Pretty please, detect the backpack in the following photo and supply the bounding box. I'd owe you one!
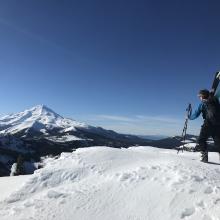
[202,96,220,125]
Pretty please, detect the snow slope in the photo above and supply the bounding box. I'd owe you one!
[0,146,220,220]
[0,175,30,202]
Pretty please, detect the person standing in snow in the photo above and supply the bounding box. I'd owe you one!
[188,89,220,162]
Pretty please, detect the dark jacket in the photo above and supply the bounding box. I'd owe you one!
[189,90,220,125]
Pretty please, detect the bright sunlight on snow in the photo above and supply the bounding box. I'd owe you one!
[0,146,220,220]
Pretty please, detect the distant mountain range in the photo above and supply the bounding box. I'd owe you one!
[0,105,201,176]
[138,135,169,140]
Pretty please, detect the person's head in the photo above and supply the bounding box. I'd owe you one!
[198,89,210,101]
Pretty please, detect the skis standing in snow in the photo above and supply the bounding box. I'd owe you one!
[188,72,220,162]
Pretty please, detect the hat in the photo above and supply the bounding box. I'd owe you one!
[198,89,210,99]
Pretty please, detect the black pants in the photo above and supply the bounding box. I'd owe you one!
[198,123,220,152]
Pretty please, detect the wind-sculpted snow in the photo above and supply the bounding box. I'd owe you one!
[0,147,220,220]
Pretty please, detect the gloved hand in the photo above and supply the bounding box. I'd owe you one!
[216,71,220,80]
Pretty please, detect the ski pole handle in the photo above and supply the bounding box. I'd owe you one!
[186,103,192,118]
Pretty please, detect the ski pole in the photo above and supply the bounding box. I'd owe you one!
[180,103,192,152]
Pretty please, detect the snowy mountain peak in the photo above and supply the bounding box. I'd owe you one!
[0,105,88,135]
[30,104,61,117]
[30,104,49,113]
[28,104,62,119]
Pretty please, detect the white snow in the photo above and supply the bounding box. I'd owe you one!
[0,146,220,220]
[10,163,17,176]
[179,142,197,150]
[0,105,88,136]
[45,135,84,142]
[0,175,31,202]
[181,139,193,143]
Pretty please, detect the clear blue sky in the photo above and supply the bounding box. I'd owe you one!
[0,0,220,136]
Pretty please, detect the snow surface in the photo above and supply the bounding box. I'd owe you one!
[179,143,197,150]
[0,175,30,202]
[181,139,193,143]
[45,135,84,142]
[0,146,220,220]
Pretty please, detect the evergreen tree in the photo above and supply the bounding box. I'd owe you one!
[16,155,25,175]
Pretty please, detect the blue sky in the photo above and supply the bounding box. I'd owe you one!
[0,0,220,136]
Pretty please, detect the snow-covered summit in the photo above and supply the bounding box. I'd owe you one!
[0,105,88,135]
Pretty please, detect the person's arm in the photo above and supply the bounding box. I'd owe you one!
[215,89,220,99]
[188,103,203,120]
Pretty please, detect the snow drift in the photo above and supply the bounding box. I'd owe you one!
[0,146,220,220]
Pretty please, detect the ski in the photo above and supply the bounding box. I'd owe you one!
[211,71,220,161]
[211,71,220,94]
